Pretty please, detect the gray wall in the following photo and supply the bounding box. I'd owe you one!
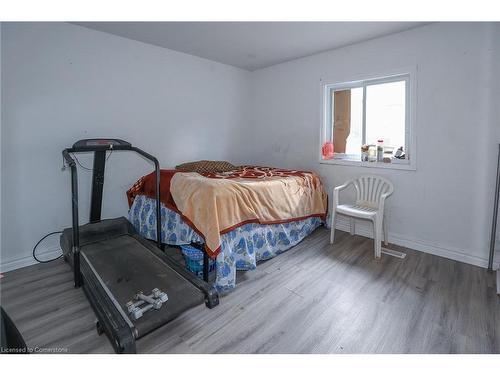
[0,22,251,270]
[0,24,2,267]
[2,22,499,272]
[493,24,500,261]
[246,22,500,268]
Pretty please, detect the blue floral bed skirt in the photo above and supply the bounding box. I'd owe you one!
[129,195,323,292]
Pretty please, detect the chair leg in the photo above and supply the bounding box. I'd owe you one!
[349,217,355,236]
[330,211,337,244]
[383,215,388,246]
[373,217,382,258]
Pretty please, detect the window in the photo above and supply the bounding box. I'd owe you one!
[320,72,415,170]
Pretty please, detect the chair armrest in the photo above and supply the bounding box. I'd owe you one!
[333,180,354,207]
[378,192,392,213]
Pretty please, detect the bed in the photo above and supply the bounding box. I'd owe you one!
[126,166,328,292]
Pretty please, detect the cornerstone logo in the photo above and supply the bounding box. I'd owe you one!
[1,346,69,353]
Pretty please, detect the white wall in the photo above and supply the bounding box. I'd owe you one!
[0,23,3,264]
[492,23,500,266]
[2,22,499,273]
[0,22,251,271]
[247,22,500,268]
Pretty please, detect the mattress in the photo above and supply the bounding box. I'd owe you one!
[127,166,328,258]
[129,195,323,292]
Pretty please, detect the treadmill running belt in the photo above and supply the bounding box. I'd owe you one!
[81,235,205,338]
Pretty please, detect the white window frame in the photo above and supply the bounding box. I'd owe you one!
[319,66,417,171]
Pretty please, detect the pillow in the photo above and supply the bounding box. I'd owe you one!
[175,160,236,174]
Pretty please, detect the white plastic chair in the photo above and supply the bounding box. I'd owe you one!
[330,175,394,258]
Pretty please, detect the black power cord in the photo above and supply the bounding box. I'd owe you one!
[32,231,63,263]
[48,149,114,262]
[71,149,113,171]
[61,149,113,172]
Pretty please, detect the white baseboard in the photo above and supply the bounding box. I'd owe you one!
[2,221,499,273]
[333,217,500,270]
[0,247,62,273]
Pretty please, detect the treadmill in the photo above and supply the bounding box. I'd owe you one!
[60,139,218,353]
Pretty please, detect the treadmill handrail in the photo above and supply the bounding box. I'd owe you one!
[62,149,81,286]
[62,143,162,287]
[130,146,162,249]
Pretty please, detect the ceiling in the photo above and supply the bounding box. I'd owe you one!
[73,22,428,71]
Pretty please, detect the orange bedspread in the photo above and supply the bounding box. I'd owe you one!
[127,166,328,257]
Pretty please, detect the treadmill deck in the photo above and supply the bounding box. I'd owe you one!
[80,234,205,338]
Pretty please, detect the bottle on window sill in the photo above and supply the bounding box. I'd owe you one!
[377,139,384,162]
[322,141,334,160]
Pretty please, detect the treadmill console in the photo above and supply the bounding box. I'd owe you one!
[73,139,131,147]
[72,139,132,151]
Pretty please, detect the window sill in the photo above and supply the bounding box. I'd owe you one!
[319,157,416,171]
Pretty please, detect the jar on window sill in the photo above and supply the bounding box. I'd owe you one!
[361,145,369,162]
[368,145,377,162]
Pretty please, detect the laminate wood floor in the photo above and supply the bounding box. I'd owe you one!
[1,228,499,354]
